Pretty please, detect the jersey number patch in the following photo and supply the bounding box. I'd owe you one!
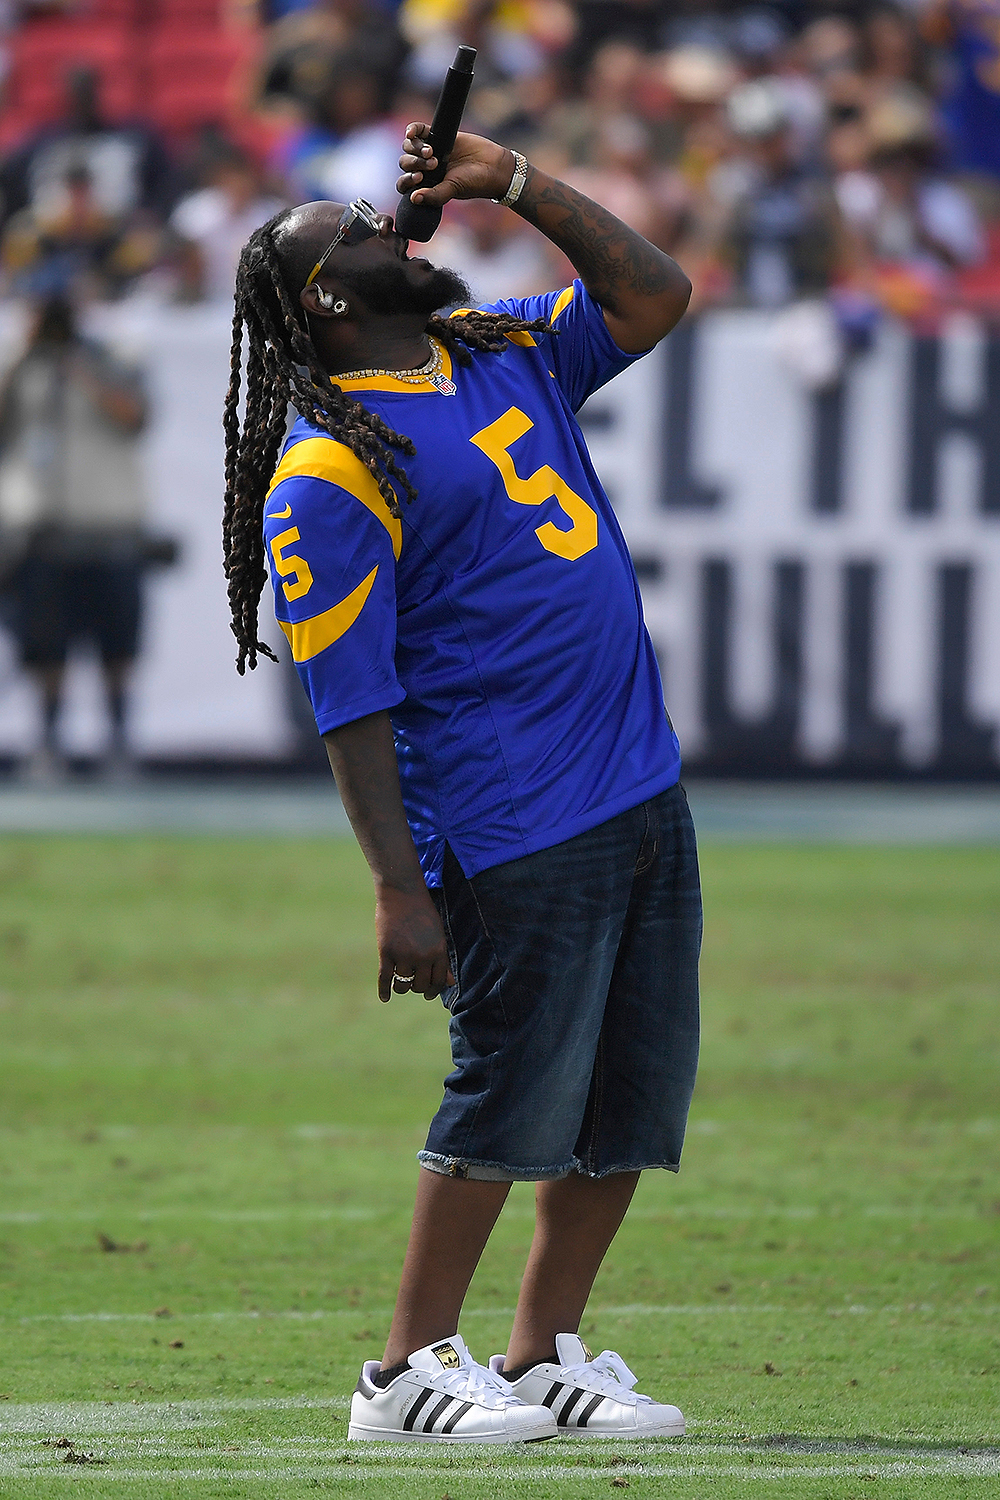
[470,408,598,561]
[270,526,314,601]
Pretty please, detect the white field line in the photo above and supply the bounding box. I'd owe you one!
[0,1398,349,1435]
[3,1437,994,1458]
[5,1439,991,1461]
[7,1306,780,1324]
[3,1399,997,1451]
[10,1301,994,1326]
[0,1207,383,1224]
[0,1202,990,1225]
[10,1309,391,1324]
[4,1421,998,1481]
[3,1457,1000,1481]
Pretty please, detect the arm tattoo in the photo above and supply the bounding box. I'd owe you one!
[516,171,675,313]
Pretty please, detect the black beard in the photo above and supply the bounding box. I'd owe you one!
[336,260,471,316]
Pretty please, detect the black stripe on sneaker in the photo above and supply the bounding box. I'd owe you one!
[402,1386,434,1431]
[576,1394,606,1428]
[423,1394,456,1433]
[440,1399,473,1435]
[542,1381,564,1408]
[556,1387,585,1425]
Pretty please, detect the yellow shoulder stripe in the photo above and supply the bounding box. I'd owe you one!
[267,437,402,559]
[278,565,379,663]
[550,285,575,323]
[505,284,575,343]
[450,287,573,346]
[450,306,536,348]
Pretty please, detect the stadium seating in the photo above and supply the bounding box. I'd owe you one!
[153,0,224,19]
[146,26,256,136]
[0,4,253,149]
[1,23,137,144]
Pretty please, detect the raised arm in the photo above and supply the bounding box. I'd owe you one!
[324,710,454,1002]
[397,126,691,353]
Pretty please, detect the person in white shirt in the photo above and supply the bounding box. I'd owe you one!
[171,148,285,302]
[0,296,150,779]
[834,98,984,274]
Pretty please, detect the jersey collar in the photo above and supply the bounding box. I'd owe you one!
[331,338,454,395]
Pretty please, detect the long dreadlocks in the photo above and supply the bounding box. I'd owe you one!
[223,209,551,673]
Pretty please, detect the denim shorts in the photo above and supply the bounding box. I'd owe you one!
[418,782,702,1182]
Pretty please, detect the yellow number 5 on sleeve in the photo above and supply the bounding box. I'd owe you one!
[270,527,315,601]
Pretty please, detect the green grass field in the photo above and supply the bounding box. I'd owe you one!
[0,833,998,1497]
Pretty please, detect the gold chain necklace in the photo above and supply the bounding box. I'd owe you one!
[337,341,443,384]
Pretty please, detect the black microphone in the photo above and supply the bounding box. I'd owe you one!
[395,44,476,242]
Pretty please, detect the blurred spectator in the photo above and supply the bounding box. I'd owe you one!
[836,95,984,282]
[0,0,992,324]
[734,14,826,163]
[0,296,151,781]
[825,87,870,180]
[925,0,1000,179]
[257,0,407,119]
[635,43,727,172]
[714,77,844,308]
[2,163,117,290]
[565,112,689,248]
[537,39,648,166]
[401,0,554,91]
[796,14,861,81]
[1,161,161,298]
[860,4,933,100]
[0,66,171,233]
[564,0,663,80]
[171,145,285,301]
[642,43,737,167]
[278,49,402,207]
[790,14,863,150]
[730,8,787,81]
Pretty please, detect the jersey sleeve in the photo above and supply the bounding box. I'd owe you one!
[263,435,405,735]
[479,279,650,412]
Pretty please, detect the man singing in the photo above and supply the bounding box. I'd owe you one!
[224,123,700,1444]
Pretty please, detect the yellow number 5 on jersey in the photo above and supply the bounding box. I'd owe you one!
[270,526,314,601]
[470,408,598,561]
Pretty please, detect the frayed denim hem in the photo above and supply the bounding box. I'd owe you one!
[417,1150,682,1183]
[574,1158,681,1179]
[417,1150,576,1183]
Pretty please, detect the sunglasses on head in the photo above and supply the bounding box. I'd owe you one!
[304,199,385,293]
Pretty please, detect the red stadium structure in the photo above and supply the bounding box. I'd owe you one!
[0,1,261,152]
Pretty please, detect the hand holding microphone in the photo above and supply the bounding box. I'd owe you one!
[395,46,531,244]
[395,46,477,242]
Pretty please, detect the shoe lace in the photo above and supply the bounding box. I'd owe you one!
[431,1359,519,1410]
[559,1350,653,1406]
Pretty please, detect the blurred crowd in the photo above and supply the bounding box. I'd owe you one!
[0,0,995,322]
[0,0,998,777]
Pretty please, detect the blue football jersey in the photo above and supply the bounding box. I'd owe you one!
[264,280,681,884]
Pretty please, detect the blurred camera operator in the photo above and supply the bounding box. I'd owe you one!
[0,296,150,782]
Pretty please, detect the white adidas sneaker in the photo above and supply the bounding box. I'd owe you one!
[349,1333,558,1443]
[489,1333,686,1438]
